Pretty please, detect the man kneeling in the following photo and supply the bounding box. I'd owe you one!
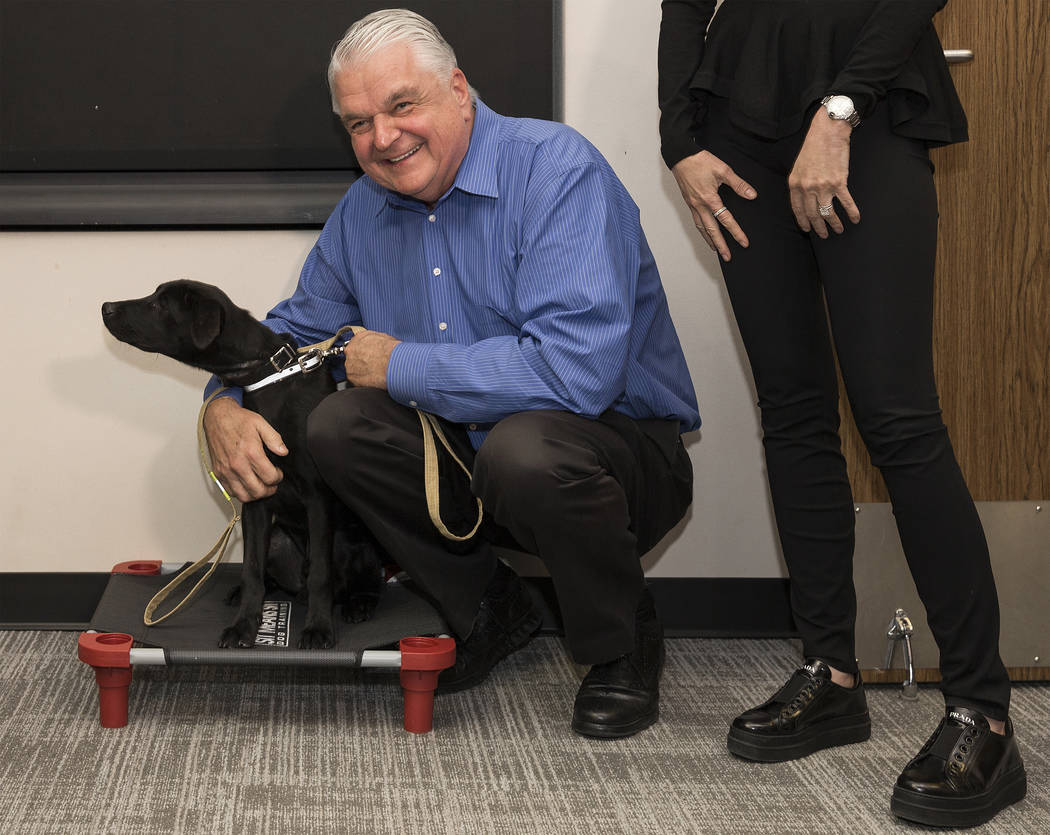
[203,8,700,738]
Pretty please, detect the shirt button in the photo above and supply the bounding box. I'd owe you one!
[468,423,478,431]
[428,214,436,222]
[409,400,418,408]
[432,267,441,276]
[438,322,448,331]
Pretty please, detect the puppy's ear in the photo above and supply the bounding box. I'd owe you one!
[189,298,224,351]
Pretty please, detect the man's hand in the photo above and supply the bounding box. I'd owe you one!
[788,110,861,238]
[671,150,757,262]
[343,330,400,389]
[202,396,287,502]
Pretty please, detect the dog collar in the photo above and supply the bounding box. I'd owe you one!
[243,344,341,392]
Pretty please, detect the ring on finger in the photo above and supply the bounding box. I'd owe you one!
[713,206,728,219]
[818,203,834,218]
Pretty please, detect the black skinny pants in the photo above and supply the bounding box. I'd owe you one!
[699,96,1010,719]
[307,388,693,665]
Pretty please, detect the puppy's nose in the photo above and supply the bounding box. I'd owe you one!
[101,301,116,316]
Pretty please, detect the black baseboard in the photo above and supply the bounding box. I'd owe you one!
[0,572,796,637]
[1,573,114,630]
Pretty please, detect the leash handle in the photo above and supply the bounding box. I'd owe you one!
[142,515,240,625]
[418,410,485,542]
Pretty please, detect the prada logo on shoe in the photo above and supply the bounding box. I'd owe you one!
[950,710,977,726]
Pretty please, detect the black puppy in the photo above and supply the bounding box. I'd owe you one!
[102,279,383,648]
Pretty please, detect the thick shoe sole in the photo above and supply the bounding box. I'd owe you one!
[436,607,543,694]
[891,766,1027,828]
[572,706,659,740]
[727,712,871,763]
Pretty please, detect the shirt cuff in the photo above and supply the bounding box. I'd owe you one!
[386,341,435,409]
[661,134,704,170]
[204,374,243,405]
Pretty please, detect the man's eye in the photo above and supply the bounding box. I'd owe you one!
[394,101,413,113]
[348,121,370,135]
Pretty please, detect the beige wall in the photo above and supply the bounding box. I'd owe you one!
[0,0,784,578]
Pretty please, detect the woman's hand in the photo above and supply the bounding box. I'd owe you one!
[671,151,757,262]
[788,110,861,237]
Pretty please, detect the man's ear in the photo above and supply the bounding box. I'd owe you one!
[189,298,224,351]
[450,68,472,111]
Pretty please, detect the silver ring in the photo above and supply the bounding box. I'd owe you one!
[713,206,728,219]
[818,204,834,217]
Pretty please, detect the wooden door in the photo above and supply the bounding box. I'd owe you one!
[841,0,1050,503]
[842,0,1050,683]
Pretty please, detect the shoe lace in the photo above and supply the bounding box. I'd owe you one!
[782,677,821,716]
[948,725,983,774]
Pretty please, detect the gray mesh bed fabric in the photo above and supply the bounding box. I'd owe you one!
[89,564,449,652]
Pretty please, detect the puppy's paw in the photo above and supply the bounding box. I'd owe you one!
[298,624,336,650]
[342,592,380,624]
[218,618,258,648]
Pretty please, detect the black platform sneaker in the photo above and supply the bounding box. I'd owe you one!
[727,658,871,762]
[891,706,1027,828]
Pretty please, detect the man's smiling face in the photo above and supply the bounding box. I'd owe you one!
[334,42,474,207]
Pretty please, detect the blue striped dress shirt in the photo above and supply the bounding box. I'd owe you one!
[227,100,700,449]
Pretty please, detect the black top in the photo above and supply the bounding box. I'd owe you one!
[658,0,968,168]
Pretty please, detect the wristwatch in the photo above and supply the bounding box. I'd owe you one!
[821,94,860,129]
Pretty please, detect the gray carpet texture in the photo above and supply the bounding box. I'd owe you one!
[1,631,1046,834]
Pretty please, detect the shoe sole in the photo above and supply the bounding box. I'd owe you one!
[890,766,1027,828]
[572,707,659,740]
[436,608,543,694]
[726,712,871,763]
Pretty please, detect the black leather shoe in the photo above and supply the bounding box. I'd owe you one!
[571,588,663,739]
[437,561,542,693]
[727,659,870,762]
[891,706,1027,828]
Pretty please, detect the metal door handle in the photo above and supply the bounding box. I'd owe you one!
[944,49,974,64]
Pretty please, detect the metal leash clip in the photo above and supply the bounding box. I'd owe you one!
[885,608,919,700]
[318,341,349,361]
[295,341,349,373]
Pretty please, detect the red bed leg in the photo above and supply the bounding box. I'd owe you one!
[78,632,134,728]
[399,636,456,734]
[110,560,162,575]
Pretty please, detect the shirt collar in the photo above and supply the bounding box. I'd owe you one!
[375,98,500,214]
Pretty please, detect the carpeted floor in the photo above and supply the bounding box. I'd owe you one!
[0,631,1045,834]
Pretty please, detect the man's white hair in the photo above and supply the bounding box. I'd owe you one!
[327,8,478,113]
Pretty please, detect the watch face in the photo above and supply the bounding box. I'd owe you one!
[827,96,855,119]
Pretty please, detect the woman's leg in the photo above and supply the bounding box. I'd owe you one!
[815,105,1010,719]
[702,102,860,674]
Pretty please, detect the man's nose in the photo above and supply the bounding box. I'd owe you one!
[373,114,400,151]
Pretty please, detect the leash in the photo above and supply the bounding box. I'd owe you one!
[141,325,482,625]
[143,387,242,625]
[244,325,358,393]
[418,411,485,541]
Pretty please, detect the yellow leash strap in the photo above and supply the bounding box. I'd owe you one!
[418,410,485,542]
[319,324,483,542]
[143,387,241,626]
[304,324,360,354]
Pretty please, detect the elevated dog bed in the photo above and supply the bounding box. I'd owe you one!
[79,561,455,734]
